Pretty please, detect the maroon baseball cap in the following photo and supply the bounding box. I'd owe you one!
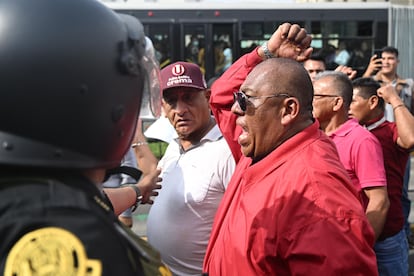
[161,61,207,92]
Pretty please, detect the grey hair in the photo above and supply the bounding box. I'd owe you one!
[313,71,353,107]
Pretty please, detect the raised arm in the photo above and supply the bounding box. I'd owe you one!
[209,50,263,162]
[210,23,313,162]
[362,54,382,78]
[132,118,159,175]
[378,84,414,150]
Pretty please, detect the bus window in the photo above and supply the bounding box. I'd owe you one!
[180,23,236,82]
[212,24,234,78]
[183,24,205,66]
[242,22,264,38]
[309,20,384,75]
[144,23,173,69]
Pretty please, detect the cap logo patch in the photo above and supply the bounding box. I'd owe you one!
[172,64,185,76]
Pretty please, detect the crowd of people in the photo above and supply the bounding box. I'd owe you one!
[1,1,414,275]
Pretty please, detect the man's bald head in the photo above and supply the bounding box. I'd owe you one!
[248,58,314,116]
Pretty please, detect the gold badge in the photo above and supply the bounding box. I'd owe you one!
[5,227,102,276]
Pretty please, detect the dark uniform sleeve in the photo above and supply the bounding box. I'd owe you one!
[0,177,171,276]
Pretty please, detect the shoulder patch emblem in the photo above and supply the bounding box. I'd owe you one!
[5,227,102,276]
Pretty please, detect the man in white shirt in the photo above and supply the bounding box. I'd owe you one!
[146,61,235,276]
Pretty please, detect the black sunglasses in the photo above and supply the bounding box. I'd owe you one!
[233,91,290,112]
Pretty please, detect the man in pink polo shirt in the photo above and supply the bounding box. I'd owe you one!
[312,71,389,240]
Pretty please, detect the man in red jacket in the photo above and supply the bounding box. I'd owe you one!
[203,23,378,275]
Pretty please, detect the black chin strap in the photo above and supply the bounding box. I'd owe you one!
[104,166,143,183]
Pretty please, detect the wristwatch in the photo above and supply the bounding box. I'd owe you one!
[261,42,275,59]
[127,184,143,212]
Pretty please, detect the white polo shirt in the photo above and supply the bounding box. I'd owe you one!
[147,123,235,276]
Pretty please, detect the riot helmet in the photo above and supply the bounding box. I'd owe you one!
[0,0,156,169]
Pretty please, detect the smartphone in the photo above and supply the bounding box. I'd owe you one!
[374,49,382,58]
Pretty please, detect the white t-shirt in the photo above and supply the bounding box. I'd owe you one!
[146,123,235,276]
[144,116,176,144]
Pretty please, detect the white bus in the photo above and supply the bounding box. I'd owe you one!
[102,0,390,80]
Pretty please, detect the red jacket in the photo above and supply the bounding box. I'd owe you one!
[203,50,378,275]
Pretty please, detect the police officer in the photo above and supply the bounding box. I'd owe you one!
[0,0,170,275]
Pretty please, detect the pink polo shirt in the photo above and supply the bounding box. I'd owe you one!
[329,118,387,208]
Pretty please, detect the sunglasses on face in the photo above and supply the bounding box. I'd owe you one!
[233,91,290,112]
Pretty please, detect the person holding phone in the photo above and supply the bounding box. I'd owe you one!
[363,49,383,77]
[374,49,383,58]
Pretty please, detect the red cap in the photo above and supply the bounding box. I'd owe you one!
[161,62,207,92]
